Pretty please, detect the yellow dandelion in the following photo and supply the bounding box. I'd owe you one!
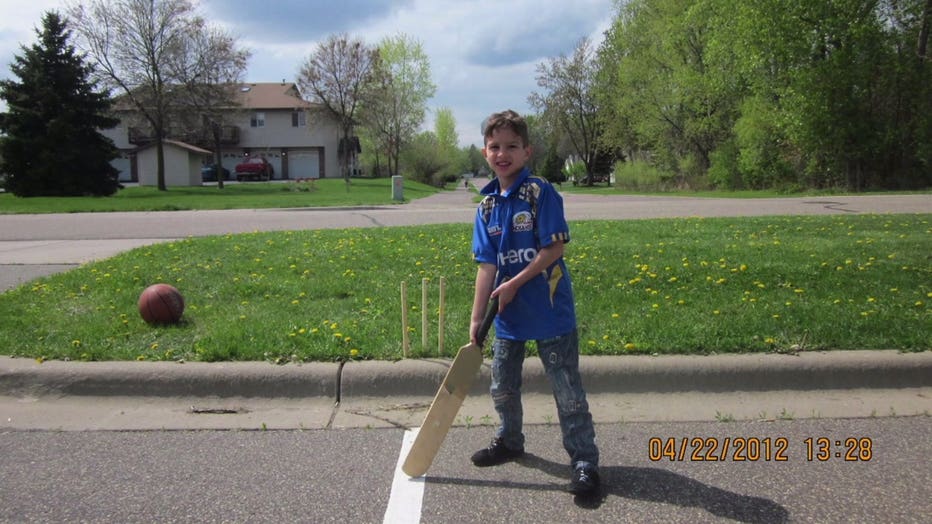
[624,343,636,350]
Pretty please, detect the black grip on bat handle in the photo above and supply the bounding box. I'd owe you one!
[475,295,499,348]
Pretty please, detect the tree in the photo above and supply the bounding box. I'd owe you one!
[68,0,207,191]
[596,0,930,191]
[433,107,465,180]
[363,34,436,177]
[0,11,119,197]
[401,131,447,185]
[169,26,250,189]
[434,107,458,160]
[529,37,603,184]
[464,144,486,176]
[298,34,378,183]
[595,0,741,187]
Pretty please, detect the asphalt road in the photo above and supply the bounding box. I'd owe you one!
[1,417,929,523]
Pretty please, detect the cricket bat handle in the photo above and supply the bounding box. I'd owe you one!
[474,295,498,348]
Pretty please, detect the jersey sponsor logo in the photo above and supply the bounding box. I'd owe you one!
[512,211,533,233]
[498,247,538,266]
[487,224,502,236]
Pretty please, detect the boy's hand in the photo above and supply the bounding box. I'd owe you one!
[469,319,480,344]
[491,279,518,313]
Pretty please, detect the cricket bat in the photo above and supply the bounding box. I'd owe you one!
[401,295,499,477]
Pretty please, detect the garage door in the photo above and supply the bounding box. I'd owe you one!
[288,150,320,179]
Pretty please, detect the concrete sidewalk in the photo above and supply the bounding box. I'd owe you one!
[2,350,930,431]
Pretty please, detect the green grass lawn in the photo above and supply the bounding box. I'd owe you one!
[0,178,439,213]
[1,214,928,363]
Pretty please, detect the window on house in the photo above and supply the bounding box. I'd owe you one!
[250,112,265,128]
[292,111,306,127]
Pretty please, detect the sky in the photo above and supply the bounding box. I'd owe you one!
[0,0,616,147]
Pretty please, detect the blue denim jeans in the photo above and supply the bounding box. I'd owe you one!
[489,329,599,469]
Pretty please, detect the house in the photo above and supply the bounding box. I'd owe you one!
[136,140,211,187]
[101,82,351,184]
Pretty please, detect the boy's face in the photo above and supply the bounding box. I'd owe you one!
[483,127,531,183]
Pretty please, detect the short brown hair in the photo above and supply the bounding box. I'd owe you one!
[482,110,529,146]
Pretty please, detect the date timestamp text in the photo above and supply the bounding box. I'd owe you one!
[647,436,873,462]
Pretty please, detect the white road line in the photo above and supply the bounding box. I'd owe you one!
[384,428,425,524]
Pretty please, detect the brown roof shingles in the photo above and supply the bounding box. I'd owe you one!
[235,82,313,110]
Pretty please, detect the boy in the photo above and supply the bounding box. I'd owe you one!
[469,110,600,496]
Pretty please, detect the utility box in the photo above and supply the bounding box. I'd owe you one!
[392,175,404,201]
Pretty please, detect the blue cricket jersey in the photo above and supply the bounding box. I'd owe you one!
[472,168,577,340]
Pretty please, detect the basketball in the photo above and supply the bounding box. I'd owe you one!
[138,283,185,325]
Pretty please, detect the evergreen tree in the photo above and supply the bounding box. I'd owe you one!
[0,11,119,197]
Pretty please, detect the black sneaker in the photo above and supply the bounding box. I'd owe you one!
[570,466,600,496]
[470,437,524,467]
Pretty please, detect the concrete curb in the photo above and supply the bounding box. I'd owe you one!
[0,358,337,399]
[2,350,930,401]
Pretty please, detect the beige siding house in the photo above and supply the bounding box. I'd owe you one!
[102,82,345,184]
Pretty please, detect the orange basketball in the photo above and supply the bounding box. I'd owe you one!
[138,283,185,325]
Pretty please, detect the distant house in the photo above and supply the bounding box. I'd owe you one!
[101,82,353,184]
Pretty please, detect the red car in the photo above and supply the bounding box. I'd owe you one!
[235,157,274,181]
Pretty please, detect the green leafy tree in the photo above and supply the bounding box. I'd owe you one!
[0,11,119,197]
[724,0,930,190]
[401,131,447,185]
[433,106,464,180]
[464,144,486,176]
[596,0,741,187]
[363,33,436,177]
[538,146,566,184]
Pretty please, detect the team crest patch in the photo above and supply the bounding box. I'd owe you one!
[512,211,533,233]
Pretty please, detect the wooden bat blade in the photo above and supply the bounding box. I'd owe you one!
[401,342,482,477]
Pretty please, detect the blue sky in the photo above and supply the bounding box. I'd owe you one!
[1,0,615,147]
